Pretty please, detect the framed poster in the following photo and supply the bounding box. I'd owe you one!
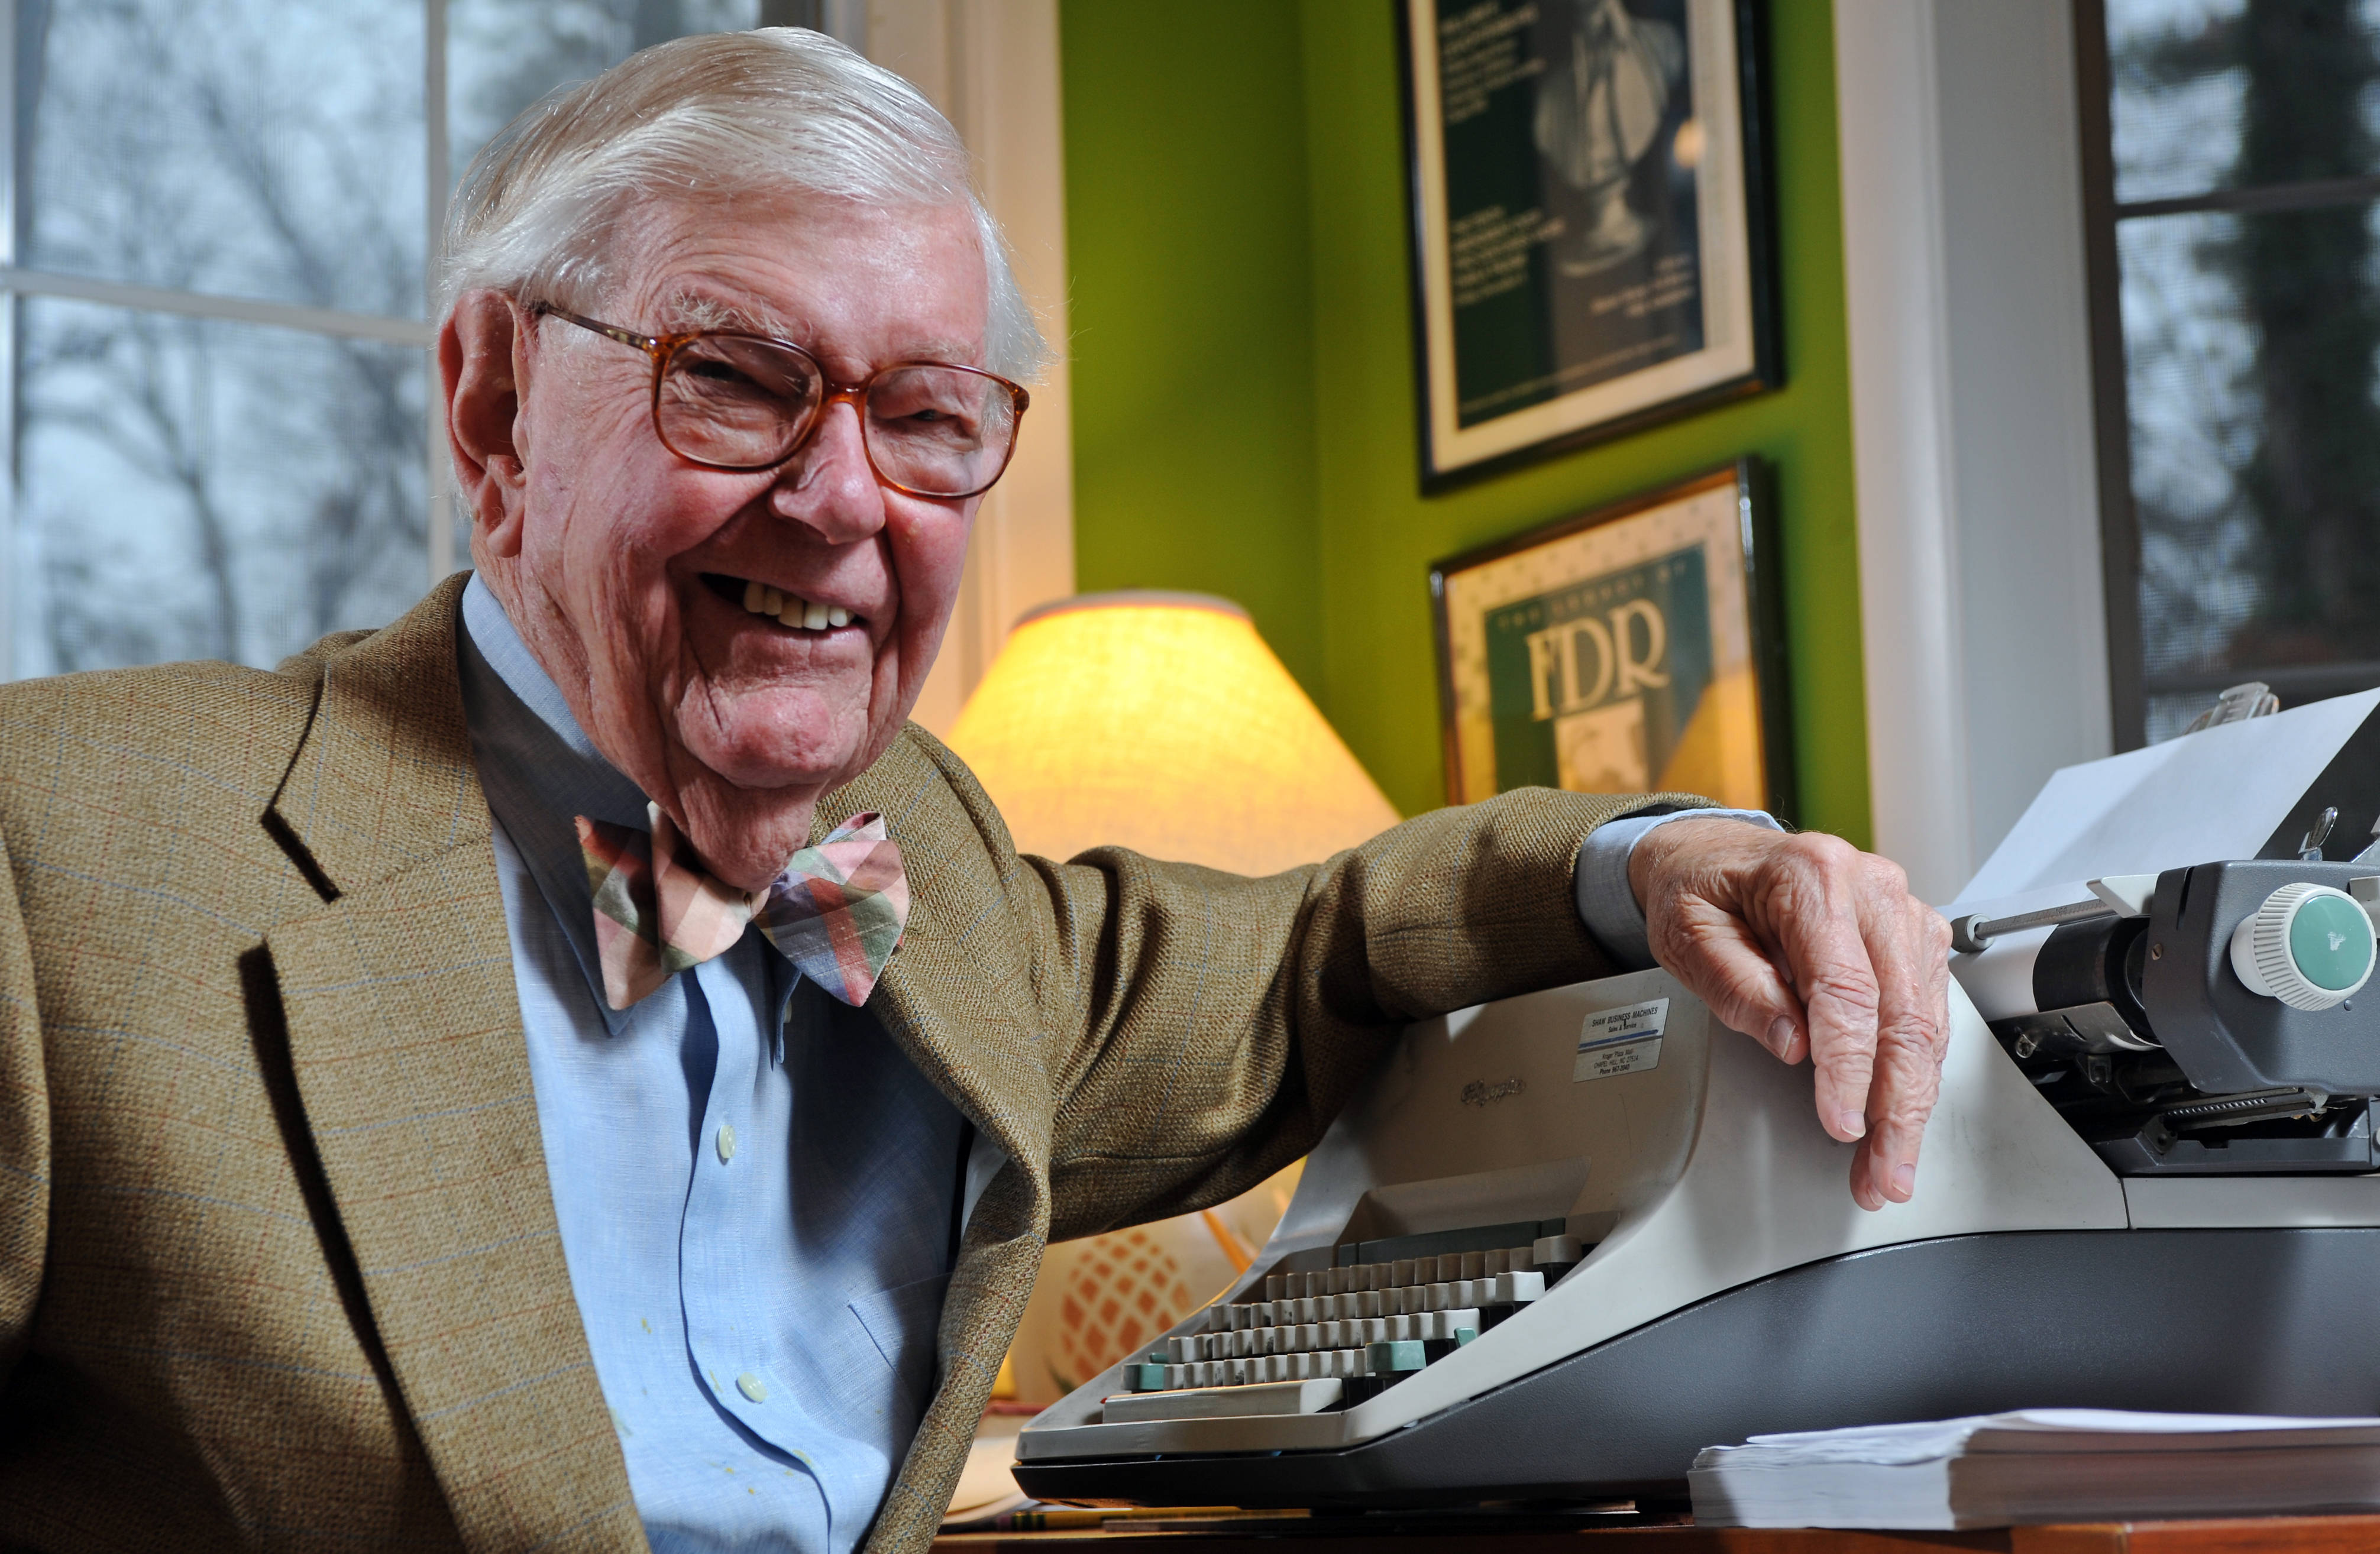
[1400,0,1778,490]
[1430,459,1793,817]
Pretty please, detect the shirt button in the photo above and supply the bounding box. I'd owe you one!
[737,1371,768,1403]
[717,1123,737,1163]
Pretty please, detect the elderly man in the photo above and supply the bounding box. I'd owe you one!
[0,28,1948,1554]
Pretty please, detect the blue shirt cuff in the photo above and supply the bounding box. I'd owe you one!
[1573,808,1783,969]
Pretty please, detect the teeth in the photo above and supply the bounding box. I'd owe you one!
[733,577,854,630]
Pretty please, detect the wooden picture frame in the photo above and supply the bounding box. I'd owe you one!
[1430,459,1793,817]
[1399,0,1779,491]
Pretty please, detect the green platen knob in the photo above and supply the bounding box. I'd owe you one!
[2230,883,2378,1010]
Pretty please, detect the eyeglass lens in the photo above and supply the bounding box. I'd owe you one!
[656,334,1017,496]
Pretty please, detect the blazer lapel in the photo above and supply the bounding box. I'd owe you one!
[816,726,1056,1179]
[263,578,645,1553]
[816,733,1058,1552]
[267,575,487,894]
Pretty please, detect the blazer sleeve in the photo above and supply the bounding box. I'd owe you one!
[0,827,48,1385]
[1020,785,1708,1244]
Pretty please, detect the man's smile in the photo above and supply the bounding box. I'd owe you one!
[699,571,867,634]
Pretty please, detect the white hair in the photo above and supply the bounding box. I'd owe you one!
[438,27,1046,380]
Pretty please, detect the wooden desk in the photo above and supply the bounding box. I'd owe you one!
[937,1515,2380,1553]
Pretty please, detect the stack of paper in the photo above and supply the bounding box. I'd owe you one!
[1690,1410,2380,1529]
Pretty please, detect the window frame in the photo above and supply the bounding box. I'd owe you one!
[0,0,448,680]
[2073,0,2143,749]
[0,0,846,679]
[2072,0,2380,747]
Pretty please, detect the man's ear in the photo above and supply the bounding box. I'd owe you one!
[442,289,533,559]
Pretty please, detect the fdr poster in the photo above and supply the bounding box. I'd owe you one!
[1433,463,1781,811]
[1485,545,1712,794]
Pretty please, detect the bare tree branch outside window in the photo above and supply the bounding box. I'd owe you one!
[5,0,761,679]
[11,0,426,675]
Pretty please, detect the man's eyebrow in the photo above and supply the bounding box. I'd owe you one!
[657,292,795,338]
[655,293,984,367]
[901,336,983,366]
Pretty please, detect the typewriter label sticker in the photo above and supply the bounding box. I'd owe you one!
[1576,998,1668,1082]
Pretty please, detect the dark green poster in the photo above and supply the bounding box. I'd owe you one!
[1435,0,1703,428]
[1408,0,1772,487]
[1482,545,1713,793]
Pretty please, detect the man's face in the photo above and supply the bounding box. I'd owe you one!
[455,195,988,888]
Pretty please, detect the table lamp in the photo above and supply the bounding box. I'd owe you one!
[945,590,1400,875]
[942,591,1401,1423]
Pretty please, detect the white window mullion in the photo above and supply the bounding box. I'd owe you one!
[425,0,451,586]
[0,266,434,348]
[1,0,22,683]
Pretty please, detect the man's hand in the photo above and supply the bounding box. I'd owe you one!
[1627,819,1952,1212]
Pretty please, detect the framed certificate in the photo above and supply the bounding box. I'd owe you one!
[1430,459,1793,816]
[1400,0,1778,490]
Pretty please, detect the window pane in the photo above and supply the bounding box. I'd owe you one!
[2118,199,2380,733]
[2107,0,2380,207]
[12,299,428,676]
[448,0,760,191]
[21,0,425,320]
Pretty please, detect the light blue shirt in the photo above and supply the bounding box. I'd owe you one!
[451,575,1767,1550]
[457,577,966,1554]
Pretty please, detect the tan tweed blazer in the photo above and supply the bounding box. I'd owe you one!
[0,576,1671,1552]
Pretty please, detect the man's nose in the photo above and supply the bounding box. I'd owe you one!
[768,399,884,541]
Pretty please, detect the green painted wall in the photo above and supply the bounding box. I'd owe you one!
[1060,0,1325,692]
[1060,0,1870,844]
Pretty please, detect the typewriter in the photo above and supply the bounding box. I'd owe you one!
[1011,688,2380,1509]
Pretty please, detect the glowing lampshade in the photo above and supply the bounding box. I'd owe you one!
[946,591,1400,875]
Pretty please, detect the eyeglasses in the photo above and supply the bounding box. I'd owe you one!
[529,303,1030,500]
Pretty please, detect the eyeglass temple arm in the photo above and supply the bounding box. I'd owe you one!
[528,302,664,355]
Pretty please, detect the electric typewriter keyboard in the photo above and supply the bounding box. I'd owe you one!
[1116,1232,1583,1410]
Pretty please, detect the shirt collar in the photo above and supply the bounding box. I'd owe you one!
[458,574,661,1035]
[457,575,802,1047]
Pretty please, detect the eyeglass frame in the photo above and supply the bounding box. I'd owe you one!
[527,302,1031,500]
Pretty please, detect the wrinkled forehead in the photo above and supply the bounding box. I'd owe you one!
[600,190,991,364]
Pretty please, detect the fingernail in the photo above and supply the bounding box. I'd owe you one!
[1836,1110,1867,1139]
[1893,1161,1916,1197]
[1767,1015,1797,1053]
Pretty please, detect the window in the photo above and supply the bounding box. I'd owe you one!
[0,0,860,679]
[2078,0,2380,744]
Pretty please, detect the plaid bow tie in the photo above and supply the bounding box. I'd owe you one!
[574,803,910,1011]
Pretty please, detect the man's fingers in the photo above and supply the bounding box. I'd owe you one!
[1631,819,1957,1209]
[1760,836,1889,1142]
[1848,1038,1942,1207]
[1847,895,1955,1206]
[1644,904,1809,1065]
[1632,820,1814,1064]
